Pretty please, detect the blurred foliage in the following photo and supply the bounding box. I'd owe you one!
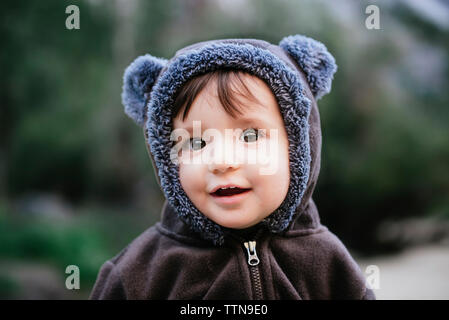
[0,0,449,298]
[0,202,106,288]
[0,201,157,298]
[0,274,19,299]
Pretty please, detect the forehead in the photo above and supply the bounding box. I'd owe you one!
[174,73,283,128]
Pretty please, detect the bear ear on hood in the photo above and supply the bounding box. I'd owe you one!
[279,34,337,100]
[121,54,167,126]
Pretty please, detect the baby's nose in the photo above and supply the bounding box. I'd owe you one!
[207,134,243,173]
[208,160,240,174]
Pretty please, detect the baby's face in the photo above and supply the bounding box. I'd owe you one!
[172,74,290,229]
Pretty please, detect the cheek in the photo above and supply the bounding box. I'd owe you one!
[178,163,205,194]
[248,144,290,194]
[259,135,290,176]
[178,164,191,192]
[261,138,290,197]
[279,139,291,191]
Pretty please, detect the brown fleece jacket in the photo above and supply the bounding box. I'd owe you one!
[89,81,375,300]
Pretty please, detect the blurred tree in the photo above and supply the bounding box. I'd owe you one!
[1,0,114,202]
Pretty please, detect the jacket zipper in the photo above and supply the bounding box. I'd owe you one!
[243,241,263,299]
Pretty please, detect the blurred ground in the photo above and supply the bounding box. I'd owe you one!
[357,243,449,300]
[0,260,88,299]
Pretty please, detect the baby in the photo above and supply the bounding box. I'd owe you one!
[90,35,375,300]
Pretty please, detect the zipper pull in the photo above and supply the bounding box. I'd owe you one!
[243,241,260,266]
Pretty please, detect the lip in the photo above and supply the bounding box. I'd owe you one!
[209,184,250,194]
[210,188,252,205]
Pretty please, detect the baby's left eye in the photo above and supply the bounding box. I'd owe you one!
[240,128,261,143]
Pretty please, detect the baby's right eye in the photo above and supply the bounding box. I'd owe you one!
[189,137,206,151]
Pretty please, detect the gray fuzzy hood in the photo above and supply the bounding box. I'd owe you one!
[121,34,337,246]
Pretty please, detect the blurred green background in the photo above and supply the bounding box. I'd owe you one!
[1,0,448,299]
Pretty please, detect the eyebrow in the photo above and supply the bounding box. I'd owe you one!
[242,108,282,126]
[238,116,269,125]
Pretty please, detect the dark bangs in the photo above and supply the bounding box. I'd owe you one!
[172,69,262,121]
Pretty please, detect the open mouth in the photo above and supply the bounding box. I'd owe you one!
[211,187,252,197]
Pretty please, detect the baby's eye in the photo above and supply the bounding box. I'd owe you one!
[189,137,206,151]
[241,128,260,143]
